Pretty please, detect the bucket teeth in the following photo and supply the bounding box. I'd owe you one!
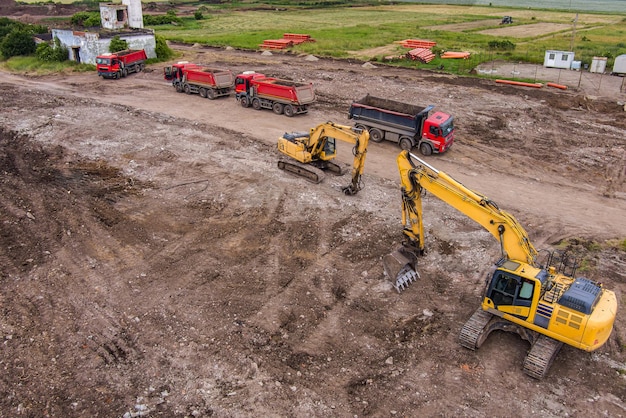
[393,268,420,293]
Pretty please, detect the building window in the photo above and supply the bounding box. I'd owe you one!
[549,53,555,60]
[561,54,569,61]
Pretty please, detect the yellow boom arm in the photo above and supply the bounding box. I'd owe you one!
[397,150,538,265]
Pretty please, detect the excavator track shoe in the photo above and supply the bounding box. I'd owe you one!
[523,335,563,379]
[459,308,493,350]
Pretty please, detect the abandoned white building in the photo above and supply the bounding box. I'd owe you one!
[52,0,156,65]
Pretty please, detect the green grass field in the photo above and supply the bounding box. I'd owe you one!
[147,4,625,72]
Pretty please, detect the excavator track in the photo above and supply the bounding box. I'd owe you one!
[458,308,494,350]
[278,159,326,184]
[523,335,563,379]
[322,161,350,176]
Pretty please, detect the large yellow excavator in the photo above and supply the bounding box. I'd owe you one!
[277,122,369,195]
[383,150,617,379]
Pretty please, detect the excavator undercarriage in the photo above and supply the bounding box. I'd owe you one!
[459,308,563,379]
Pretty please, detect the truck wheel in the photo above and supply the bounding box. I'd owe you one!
[206,89,216,100]
[355,124,367,132]
[369,128,384,142]
[272,103,284,115]
[240,97,250,108]
[122,68,128,77]
[399,137,413,151]
[175,83,183,93]
[419,142,433,156]
[184,84,191,94]
[199,88,207,98]
[283,105,295,117]
[252,98,262,110]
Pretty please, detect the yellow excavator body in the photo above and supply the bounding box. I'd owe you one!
[277,121,369,195]
[384,150,617,378]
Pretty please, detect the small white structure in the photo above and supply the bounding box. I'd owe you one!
[612,54,626,76]
[122,0,144,29]
[590,57,607,74]
[51,0,155,65]
[544,50,574,70]
[52,28,156,64]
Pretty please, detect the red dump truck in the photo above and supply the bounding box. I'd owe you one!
[234,71,315,117]
[96,49,147,79]
[348,95,454,155]
[164,62,235,99]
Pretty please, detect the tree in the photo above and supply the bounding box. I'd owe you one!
[1,29,36,58]
[154,35,173,60]
[109,35,128,53]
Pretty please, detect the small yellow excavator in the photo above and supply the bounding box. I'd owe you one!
[277,121,369,195]
[384,150,617,379]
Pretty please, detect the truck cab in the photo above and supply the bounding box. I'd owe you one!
[234,72,268,95]
[422,111,454,155]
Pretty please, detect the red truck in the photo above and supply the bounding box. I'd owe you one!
[96,49,147,79]
[234,71,315,117]
[348,95,454,155]
[164,62,235,99]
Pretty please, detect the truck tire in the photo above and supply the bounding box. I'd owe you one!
[122,68,128,77]
[272,103,284,115]
[206,89,216,100]
[283,105,295,117]
[399,137,413,151]
[369,128,384,142]
[240,97,250,108]
[199,88,207,98]
[419,142,433,156]
[184,84,191,94]
[252,98,262,110]
[175,83,183,93]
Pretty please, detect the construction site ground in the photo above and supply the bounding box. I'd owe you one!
[1,45,625,417]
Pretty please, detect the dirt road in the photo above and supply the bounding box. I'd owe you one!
[1,46,625,417]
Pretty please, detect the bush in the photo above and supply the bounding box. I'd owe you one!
[70,11,100,27]
[36,37,68,62]
[488,40,516,51]
[144,14,183,26]
[0,17,25,39]
[154,34,173,60]
[194,11,204,20]
[109,35,128,53]
[1,29,36,58]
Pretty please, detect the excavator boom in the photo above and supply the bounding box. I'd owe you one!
[385,151,538,290]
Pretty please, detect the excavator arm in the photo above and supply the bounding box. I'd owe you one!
[385,150,538,290]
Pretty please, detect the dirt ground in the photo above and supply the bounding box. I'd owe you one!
[1,44,626,417]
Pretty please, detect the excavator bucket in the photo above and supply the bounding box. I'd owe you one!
[383,247,420,292]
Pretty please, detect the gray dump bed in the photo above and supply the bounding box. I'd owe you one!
[349,95,433,132]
